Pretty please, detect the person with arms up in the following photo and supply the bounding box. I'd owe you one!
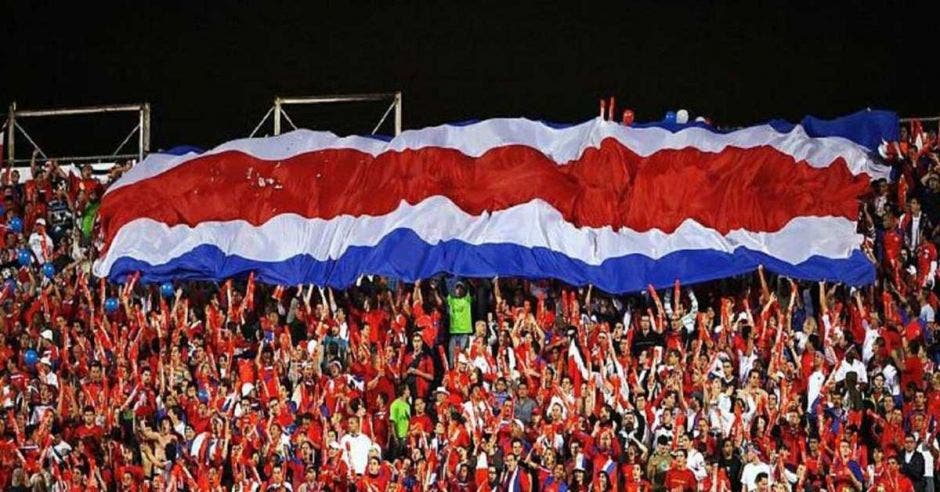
[448,280,473,366]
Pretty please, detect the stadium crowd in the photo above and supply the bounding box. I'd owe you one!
[0,123,939,492]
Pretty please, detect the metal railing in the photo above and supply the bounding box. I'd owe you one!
[250,92,402,137]
[900,116,940,124]
[4,102,150,165]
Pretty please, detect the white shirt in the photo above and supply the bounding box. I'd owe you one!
[924,447,935,478]
[686,447,707,480]
[833,358,868,384]
[50,440,72,463]
[43,370,59,387]
[882,364,901,396]
[918,437,936,478]
[709,393,754,437]
[340,432,375,474]
[28,230,53,264]
[807,370,826,412]
[862,322,879,364]
[741,461,773,491]
[874,195,887,216]
[738,350,758,381]
[921,304,935,325]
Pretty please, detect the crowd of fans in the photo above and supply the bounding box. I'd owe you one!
[1,124,939,492]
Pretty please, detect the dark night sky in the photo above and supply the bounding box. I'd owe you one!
[1,2,937,156]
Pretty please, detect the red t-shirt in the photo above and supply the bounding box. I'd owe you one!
[402,351,435,398]
[884,229,903,263]
[875,472,915,492]
[409,413,434,436]
[663,468,697,491]
[700,468,731,492]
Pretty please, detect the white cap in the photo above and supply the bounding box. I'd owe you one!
[40,330,53,341]
[35,218,46,226]
[241,382,254,397]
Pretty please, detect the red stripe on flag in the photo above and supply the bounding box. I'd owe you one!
[100,140,869,249]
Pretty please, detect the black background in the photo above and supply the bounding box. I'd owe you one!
[1,1,936,156]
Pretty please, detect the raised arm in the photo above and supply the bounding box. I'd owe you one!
[493,277,502,308]
[584,284,594,314]
[29,148,39,177]
[327,287,337,314]
[818,281,828,316]
[413,279,424,307]
[757,265,771,304]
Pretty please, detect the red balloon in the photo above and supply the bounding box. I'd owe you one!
[622,109,635,126]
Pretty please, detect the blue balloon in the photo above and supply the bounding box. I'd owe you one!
[42,263,56,279]
[9,217,23,233]
[17,249,31,267]
[664,111,677,124]
[197,388,210,403]
[24,349,38,367]
[104,297,120,313]
[160,282,174,298]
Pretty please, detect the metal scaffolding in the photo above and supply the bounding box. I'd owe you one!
[249,92,402,138]
[4,102,151,166]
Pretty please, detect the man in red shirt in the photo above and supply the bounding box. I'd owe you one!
[916,232,938,287]
[882,211,905,283]
[663,449,697,491]
[262,463,292,491]
[71,405,104,442]
[68,164,102,204]
[401,334,435,399]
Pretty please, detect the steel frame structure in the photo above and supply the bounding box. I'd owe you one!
[250,92,402,137]
[3,102,151,165]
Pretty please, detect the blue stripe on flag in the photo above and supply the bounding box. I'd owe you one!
[766,109,899,151]
[105,229,875,292]
[161,145,204,156]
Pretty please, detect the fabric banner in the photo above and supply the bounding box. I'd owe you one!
[93,112,896,292]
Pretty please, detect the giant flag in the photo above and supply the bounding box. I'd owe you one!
[93,110,896,292]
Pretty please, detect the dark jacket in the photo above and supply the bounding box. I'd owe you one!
[901,450,927,492]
